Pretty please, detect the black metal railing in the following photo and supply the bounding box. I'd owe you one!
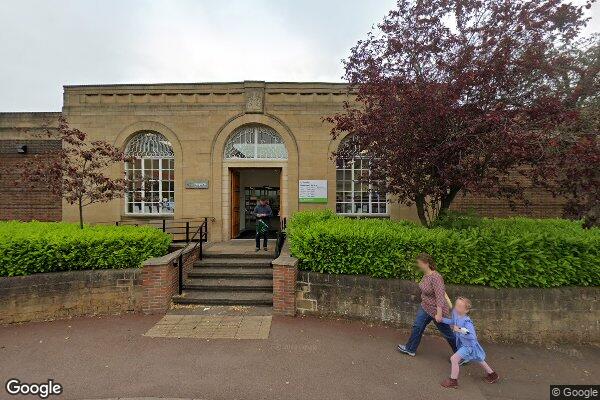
[115,217,211,295]
[173,218,210,295]
[115,218,208,243]
[275,217,287,258]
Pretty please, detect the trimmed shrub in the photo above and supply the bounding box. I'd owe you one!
[431,210,483,230]
[287,210,600,288]
[0,221,172,277]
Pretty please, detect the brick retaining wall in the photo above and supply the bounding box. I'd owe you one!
[272,245,299,316]
[141,244,200,314]
[296,271,599,345]
[0,269,142,324]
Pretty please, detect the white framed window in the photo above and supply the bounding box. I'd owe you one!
[124,132,175,215]
[335,136,388,216]
[224,124,287,160]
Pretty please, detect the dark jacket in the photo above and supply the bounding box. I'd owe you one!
[253,204,272,221]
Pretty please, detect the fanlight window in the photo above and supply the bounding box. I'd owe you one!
[224,125,288,160]
[124,131,175,214]
[335,136,388,215]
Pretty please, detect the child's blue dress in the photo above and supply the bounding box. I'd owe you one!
[442,311,486,362]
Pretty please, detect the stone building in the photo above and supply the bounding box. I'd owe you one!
[0,81,563,241]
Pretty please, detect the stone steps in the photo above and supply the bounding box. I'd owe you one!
[184,278,273,291]
[172,249,275,307]
[187,267,273,279]
[194,258,273,268]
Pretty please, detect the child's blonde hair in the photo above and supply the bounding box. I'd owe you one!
[456,296,472,311]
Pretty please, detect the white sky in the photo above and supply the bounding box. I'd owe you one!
[0,0,598,111]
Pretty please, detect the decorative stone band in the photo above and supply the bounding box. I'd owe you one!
[272,242,299,316]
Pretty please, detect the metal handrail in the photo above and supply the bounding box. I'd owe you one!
[275,217,287,258]
[115,218,210,243]
[173,217,212,295]
[115,216,212,295]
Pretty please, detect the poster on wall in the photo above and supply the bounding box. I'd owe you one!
[299,180,327,203]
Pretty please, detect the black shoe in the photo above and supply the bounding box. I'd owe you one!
[255,248,260,252]
[263,247,268,251]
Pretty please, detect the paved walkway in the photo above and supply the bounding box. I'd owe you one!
[0,314,598,400]
[144,314,272,340]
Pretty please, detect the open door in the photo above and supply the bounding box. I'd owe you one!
[230,169,240,238]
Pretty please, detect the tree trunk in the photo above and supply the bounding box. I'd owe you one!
[438,187,461,220]
[415,194,429,227]
[78,198,84,229]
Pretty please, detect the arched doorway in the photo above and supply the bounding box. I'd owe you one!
[223,124,288,239]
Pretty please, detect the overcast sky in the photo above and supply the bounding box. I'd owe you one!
[1,0,598,112]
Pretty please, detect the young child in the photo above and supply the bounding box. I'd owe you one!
[439,297,499,389]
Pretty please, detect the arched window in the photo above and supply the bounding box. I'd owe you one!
[335,136,387,215]
[124,131,175,214]
[224,124,287,160]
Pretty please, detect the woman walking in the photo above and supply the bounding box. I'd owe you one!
[397,253,457,356]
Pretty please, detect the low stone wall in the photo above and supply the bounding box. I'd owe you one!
[0,244,201,324]
[296,271,599,345]
[0,269,142,324]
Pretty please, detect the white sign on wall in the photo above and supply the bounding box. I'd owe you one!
[299,180,327,203]
[185,179,209,189]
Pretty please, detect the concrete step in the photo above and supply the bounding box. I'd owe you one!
[202,251,275,260]
[167,305,273,316]
[184,278,273,291]
[195,258,272,268]
[172,291,273,306]
[188,267,273,279]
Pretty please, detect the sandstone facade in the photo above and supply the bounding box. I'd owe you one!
[0,81,562,238]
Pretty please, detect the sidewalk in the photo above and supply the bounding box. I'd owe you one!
[0,313,598,400]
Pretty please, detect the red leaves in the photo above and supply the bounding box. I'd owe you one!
[534,132,600,227]
[11,117,132,227]
[328,0,595,226]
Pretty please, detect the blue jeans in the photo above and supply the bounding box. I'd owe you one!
[405,306,457,353]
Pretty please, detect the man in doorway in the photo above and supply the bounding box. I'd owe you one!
[254,196,272,251]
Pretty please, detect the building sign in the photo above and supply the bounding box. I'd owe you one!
[299,180,327,203]
[185,179,209,189]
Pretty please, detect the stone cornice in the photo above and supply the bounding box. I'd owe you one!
[62,81,353,109]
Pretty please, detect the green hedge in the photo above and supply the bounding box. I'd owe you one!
[287,210,600,288]
[0,221,172,277]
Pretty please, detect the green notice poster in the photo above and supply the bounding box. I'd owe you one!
[299,180,328,203]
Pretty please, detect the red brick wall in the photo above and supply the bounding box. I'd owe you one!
[141,262,178,314]
[141,246,200,314]
[452,174,565,218]
[452,190,564,218]
[0,140,62,221]
[273,256,299,316]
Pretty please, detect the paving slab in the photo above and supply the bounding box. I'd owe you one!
[144,315,272,340]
